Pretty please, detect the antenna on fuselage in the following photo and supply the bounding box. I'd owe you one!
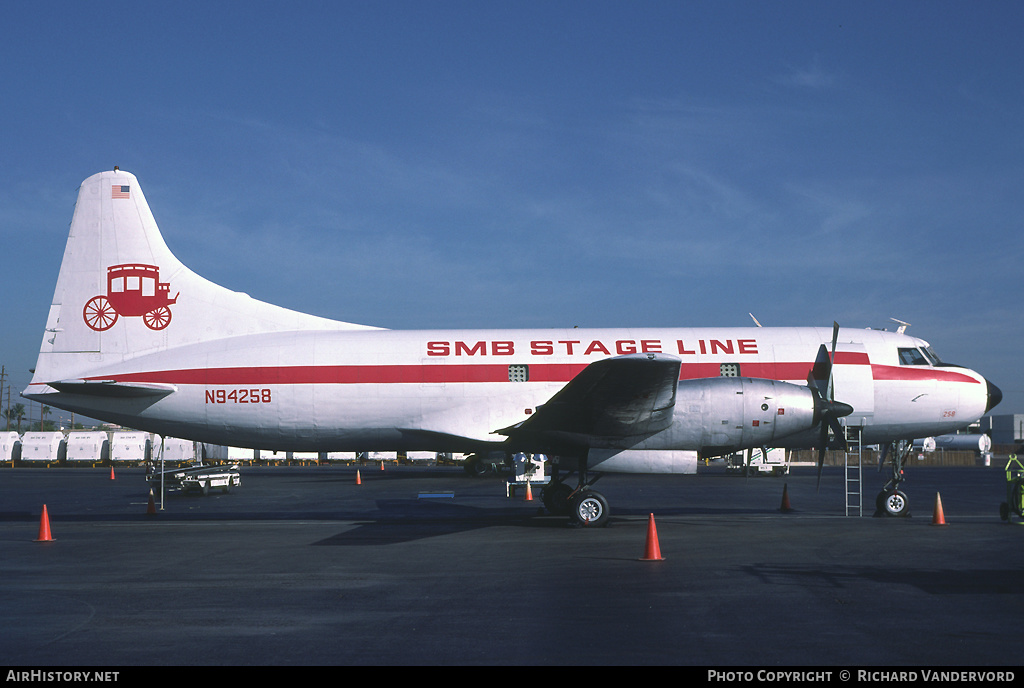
[890,318,911,335]
[749,313,763,327]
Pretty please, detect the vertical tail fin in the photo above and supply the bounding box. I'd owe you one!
[27,169,375,393]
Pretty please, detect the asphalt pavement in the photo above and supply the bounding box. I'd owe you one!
[1,461,1022,668]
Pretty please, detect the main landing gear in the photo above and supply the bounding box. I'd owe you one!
[541,449,611,528]
[875,440,912,517]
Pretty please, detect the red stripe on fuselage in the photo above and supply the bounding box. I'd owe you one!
[80,356,979,387]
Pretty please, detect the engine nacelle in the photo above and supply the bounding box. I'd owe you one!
[669,377,821,457]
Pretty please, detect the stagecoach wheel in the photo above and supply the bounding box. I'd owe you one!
[144,306,172,330]
[882,489,909,517]
[572,490,610,527]
[83,296,118,331]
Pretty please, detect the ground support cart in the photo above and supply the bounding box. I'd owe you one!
[148,463,241,496]
[505,453,551,497]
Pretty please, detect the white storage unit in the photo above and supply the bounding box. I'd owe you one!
[110,431,151,464]
[367,451,397,462]
[65,431,109,464]
[325,451,357,462]
[204,444,259,462]
[20,432,66,464]
[0,432,21,463]
[258,448,286,462]
[157,437,197,464]
[405,451,437,462]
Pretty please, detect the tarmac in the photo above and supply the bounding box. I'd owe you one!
[1,460,1022,668]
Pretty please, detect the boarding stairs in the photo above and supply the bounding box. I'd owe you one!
[843,424,864,516]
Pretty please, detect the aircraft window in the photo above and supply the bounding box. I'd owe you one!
[898,348,929,366]
[720,363,740,377]
[922,346,943,365]
[508,365,529,383]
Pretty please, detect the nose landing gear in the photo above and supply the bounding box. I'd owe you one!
[875,440,912,518]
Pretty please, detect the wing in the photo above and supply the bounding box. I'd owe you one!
[496,353,681,450]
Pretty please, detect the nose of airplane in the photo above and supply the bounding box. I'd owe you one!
[986,378,1003,413]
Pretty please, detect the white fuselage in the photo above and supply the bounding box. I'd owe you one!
[27,325,995,454]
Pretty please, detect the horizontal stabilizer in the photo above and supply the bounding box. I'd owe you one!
[497,353,681,448]
[50,379,178,398]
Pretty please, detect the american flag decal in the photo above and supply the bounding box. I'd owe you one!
[111,185,130,199]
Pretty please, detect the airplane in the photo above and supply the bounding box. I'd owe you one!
[23,169,1002,526]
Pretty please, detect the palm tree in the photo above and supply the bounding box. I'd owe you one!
[9,403,25,432]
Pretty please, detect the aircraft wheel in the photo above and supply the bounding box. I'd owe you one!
[463,456,491,477]
[542,482,573,516]
[572,490,610,528]
[881,489,909,517]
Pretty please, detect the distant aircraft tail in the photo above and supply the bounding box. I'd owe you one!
[26,169,374,395]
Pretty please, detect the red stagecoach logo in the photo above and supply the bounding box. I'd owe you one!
[83,264,180,331]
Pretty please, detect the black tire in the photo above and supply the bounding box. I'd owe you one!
[542,483,573,516]
[572,490,610,528]
[463,456,491,477]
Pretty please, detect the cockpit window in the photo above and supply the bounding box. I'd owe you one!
[898,348,930,366]
[922,346,943,365]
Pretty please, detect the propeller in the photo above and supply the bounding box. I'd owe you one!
[807,322,854,490]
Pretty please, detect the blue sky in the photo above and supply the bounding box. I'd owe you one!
[1,1,1022,422]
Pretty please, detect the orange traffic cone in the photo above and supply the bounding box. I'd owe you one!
[932,492,946,525]
[35,505,54,542]
[110,466,116,480]
[380,461,385,471]
[356,469,362,485]
[779,483,794,513]
[639,513,664,561]
[147,489,157,515]
[525,481,533,501]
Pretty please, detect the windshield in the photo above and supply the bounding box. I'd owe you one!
[898,346,943,366]
[898,347,929,366]
[922,346,943,365]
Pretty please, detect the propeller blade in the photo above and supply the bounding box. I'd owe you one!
[816,424,828,490]
[807,325,850,491]
[827,321,839,402]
